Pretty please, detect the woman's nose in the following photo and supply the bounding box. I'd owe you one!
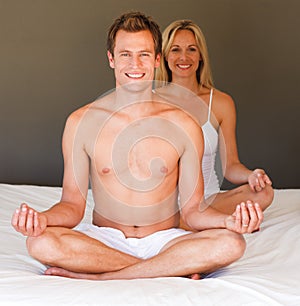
[179,50,188,60]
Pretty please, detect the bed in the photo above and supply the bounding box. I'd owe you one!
[0,183,299,306]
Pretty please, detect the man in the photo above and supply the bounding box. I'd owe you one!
[11,11,263,280]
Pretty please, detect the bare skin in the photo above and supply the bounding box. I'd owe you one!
[44,228,242,280]
[157,28,273,220]
[12,26,264,281]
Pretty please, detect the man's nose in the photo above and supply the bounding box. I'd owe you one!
[131,54,142,67]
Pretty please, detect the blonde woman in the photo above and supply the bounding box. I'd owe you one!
[155,20,273,216]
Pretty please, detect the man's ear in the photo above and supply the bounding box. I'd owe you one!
[107,51,115,68]
[154,53,161,68]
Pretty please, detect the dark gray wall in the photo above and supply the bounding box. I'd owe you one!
[1,0,299,188]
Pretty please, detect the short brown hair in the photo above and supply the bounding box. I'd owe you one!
[107,11,162,57]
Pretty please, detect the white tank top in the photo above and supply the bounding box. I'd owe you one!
[201,89,220,199]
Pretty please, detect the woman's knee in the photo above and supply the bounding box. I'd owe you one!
[255,184,274,210]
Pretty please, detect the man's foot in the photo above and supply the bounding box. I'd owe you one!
[190,273,201,280]
[185,273,201,280]
[45,267,202,281]
[45,267,101,280]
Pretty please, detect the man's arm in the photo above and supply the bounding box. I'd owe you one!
[48,109,90,226]
[12,108,90,236]
[178,119,263,234]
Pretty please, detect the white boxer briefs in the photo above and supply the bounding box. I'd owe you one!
[75,224,191,259]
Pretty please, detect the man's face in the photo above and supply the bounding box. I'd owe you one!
[107,30,161,88]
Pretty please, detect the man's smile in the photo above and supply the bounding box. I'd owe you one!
[126,73,145,79]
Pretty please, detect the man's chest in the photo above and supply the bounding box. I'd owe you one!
[85,116,183,180]
[91,134,179,180]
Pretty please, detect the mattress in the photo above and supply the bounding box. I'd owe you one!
[0,184,299,305]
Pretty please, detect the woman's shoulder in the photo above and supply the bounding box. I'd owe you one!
[212,88,236,112]
[207,88,236,125]
[213,88,234,103]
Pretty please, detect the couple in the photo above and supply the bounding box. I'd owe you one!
[12,11,273,280]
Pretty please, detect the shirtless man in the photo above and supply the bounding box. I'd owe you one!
[11,11,263,280]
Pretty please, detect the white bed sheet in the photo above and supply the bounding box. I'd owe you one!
[0,184,299,306]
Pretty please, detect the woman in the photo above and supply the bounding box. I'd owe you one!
[155,19,273,215]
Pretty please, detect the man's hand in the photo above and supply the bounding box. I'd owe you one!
[225,200,263,234]
[248,168,272,192]
[11,203,47,237]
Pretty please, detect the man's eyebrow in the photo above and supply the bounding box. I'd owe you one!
[139,50,153,54]
[118,49,153,53]
[118,49,130,53]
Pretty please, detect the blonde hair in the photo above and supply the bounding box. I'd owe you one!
[155,20,214,88]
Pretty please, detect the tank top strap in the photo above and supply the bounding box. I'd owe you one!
[207,88,214,122]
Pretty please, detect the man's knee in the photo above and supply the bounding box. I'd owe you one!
[26,228,62,265]
[214,230,246,266]
[225,231,246,261]
[191,229,245,267]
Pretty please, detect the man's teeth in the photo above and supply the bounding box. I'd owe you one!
[127,73,144,78]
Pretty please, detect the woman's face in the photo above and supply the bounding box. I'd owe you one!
[166,29,201,80]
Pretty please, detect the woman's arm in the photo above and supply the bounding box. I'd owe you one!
[216,91,272,191]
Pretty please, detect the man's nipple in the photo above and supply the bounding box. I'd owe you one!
[160,166,168,174]
[102,167,111,174]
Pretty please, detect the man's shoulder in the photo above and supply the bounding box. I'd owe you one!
[160,103,200,129]
[66,93,115,124]
[153,92,201,126]
[66,103,92,126]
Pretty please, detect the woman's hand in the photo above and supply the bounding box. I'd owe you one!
[248,169,272,192]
